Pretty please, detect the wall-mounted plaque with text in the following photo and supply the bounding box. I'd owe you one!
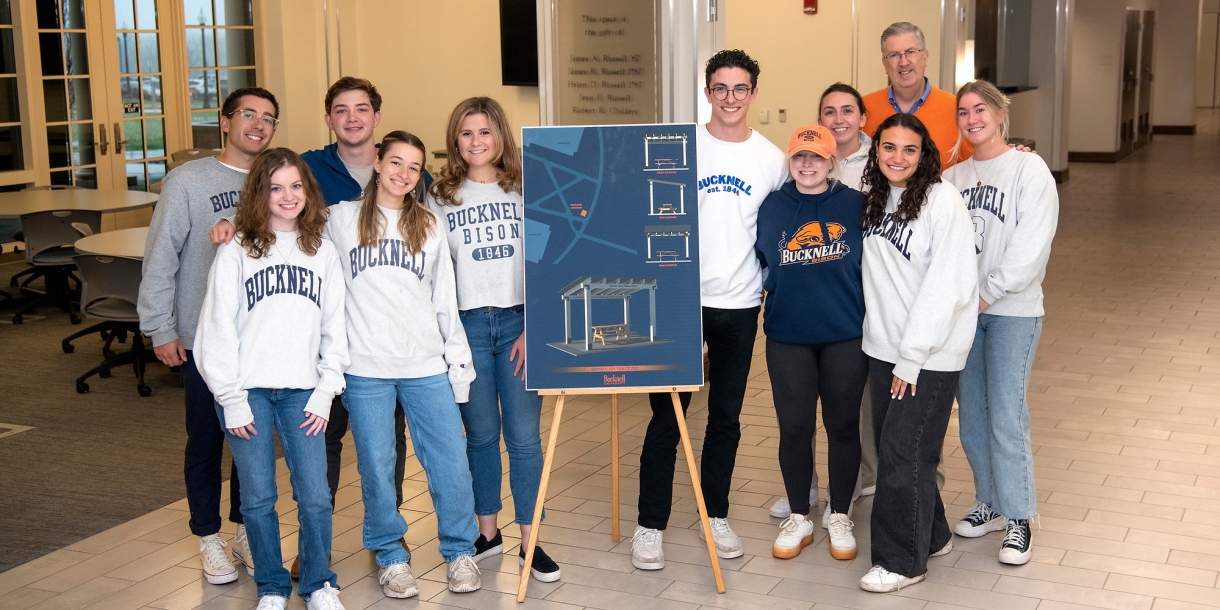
[555,0,659,125]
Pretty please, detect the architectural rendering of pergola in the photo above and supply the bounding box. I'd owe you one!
[559,276,658,351]
[643,133,689,171]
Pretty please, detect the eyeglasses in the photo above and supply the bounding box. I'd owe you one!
[884,48,925,63]
[709,85,754,101]
[227,109,280,129]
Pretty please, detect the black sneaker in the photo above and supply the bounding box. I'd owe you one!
[519,545,562,583]
[999,519,1032,565]
[472,529,503,563]
[953,502,1006,538]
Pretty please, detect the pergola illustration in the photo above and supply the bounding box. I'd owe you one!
[559,276,658,352]
[645,225,692,263]
[648,179,686,215]
[643,133,689,171]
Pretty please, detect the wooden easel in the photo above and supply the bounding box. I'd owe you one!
[516,386,726,602]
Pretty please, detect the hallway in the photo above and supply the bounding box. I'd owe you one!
[1,111,1219,609]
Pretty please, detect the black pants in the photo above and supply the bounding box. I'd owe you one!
[182,350,242,536]
[868,357,955,578]
[766,337,867,516]
[325,397,408,507]
[638,305,759,530]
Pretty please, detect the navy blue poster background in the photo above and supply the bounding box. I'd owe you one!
[523,123,704,391]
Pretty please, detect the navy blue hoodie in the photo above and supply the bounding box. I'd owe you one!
[755,179,865,345]
[301,142,433,206]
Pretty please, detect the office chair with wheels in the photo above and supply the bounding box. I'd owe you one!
[8,185,78,292]
[66,254,151,397]
[11,210,102,324]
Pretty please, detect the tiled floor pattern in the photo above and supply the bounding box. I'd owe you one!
[4,112,1220,609]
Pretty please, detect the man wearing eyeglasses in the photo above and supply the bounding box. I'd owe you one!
[631,49,788,572]
[862,22,973,168]
[139,87,280,587]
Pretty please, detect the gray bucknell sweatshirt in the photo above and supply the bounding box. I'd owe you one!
[942,148,1059,317]
[139,157,246,349]
[861,180,979,385]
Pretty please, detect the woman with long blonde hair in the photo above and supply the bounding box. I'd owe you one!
[943,80,1058,566]
[324,131,483,599]
[428,97,560,582]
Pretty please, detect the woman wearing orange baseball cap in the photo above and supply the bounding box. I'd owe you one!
[754,124,868,561]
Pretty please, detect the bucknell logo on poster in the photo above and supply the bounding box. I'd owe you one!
[604,374,627,386]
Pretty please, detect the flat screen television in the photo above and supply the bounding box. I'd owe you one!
[500,0,539,86]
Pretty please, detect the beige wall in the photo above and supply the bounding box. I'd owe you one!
[723,0,944,147]
[259,0,541,171]
[1152,0,1200,126]
[1069,0,1124,152]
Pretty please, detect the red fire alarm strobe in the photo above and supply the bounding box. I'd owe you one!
[804,0,818,14]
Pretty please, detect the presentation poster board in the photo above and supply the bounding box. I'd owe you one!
[522,123,703,391]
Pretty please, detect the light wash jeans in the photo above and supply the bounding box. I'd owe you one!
[957,313,1042,520]
[458,305,545,524]
[343,372,479,564]
[217,388,337,601]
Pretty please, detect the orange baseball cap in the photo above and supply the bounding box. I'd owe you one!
[787,124,835,159]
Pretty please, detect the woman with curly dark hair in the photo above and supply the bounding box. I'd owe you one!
[195,148,350,609]
[857,114,979,594]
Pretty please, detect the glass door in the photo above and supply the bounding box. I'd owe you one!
[99,0,184,192]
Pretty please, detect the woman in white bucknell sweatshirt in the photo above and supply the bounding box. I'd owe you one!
[943,80,1059,567]
[195,148,348,610]
[857,114,979,594]
[323,131,482,599]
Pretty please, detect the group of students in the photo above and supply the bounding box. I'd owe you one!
[139,81,558,610]
[134,19,1058,610]
[693,22,1057,594]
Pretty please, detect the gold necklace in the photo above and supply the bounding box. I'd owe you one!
[272,232,296,265]
[973,156,999,187]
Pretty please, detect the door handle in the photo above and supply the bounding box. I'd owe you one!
[113,122,128,155]
[97,124,109,155]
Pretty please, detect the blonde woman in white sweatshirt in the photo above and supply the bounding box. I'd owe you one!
[323,131,482,599]
[857,114,979,594]
[195,148,348,610]
[943,80,1058,567]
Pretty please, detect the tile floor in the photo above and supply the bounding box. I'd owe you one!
[4,111,1220,609]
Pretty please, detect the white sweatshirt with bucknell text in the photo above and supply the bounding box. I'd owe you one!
[324,200,476,402]
[697,124,789,309]
[862,180,979,385]
[194,232,349,429]
[942,148,1059,317]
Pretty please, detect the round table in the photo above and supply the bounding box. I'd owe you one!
[75,227,149,259]
[0,189,158,218]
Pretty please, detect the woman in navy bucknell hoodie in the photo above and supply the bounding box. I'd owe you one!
[755,125,868,562]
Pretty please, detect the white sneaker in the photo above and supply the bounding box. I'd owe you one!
[446,555,482,593]
[821,498,854,529]
[860,484,876,497]
[306,583,345,610]
[378,562,418,599]
[233,524,254,576]
[198,535,238,585]
[931,538,954,557]
[859,565,924,593]
[631,526,665,570]
[826,513,857,560]
[698,517,744,559]
[772,514,815,559]
[954,502,1006,538]
[769,488,819,518]
[256,595,288,610]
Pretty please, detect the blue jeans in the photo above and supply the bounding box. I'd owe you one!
[217,389,337,601]
[459,305,545,524]
[957,314,1041,520]
[343,373,479,564]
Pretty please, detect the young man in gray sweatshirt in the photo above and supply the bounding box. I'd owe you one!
[137,87,279,586]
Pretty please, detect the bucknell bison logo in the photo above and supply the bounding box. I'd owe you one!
[785,222,845,251]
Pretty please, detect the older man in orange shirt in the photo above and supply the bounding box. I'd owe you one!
[862,22,973,169]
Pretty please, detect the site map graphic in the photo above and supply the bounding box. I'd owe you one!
[522,123,704,391]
